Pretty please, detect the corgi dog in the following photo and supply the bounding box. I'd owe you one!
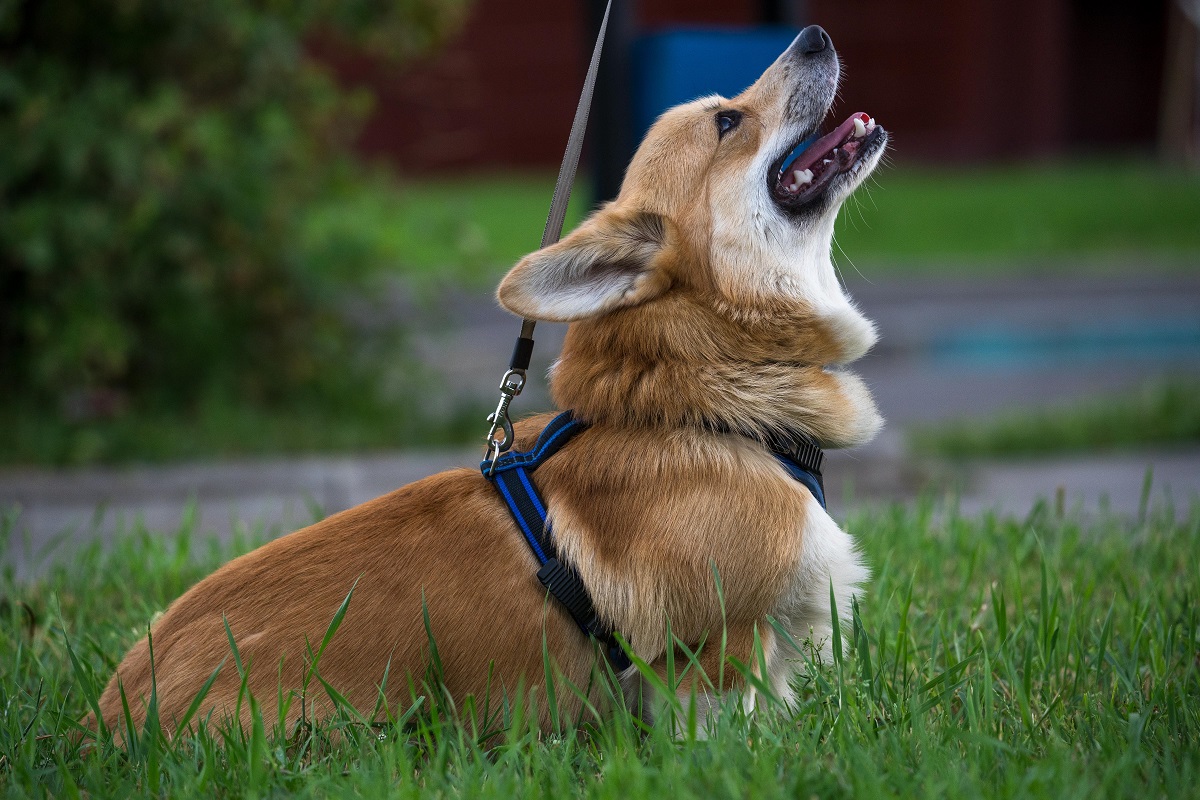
[96,24,886,738]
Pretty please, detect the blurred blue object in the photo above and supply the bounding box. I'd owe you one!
[632,27,800,142]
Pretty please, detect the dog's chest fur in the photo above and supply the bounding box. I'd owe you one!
[516,285,877,698]
[513,416,867,696]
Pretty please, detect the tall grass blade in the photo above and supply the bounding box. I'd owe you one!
[313,581,358,672]
[541,622,561,733]
[711,562,729,690]
[247,694,268,795]
[173,658,227,741]
[62,628,107,741]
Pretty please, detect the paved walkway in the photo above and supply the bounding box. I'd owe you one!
[407,271,1200,425]
[4,271,1199,579]
[4,437,1196,580]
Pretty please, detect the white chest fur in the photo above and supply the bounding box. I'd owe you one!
[767,493,869,705]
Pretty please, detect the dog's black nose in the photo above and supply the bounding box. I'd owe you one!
[797,25,832,55]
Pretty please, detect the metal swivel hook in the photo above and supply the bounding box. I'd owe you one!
[484,369,525,475]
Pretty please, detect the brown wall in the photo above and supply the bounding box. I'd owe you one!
[317,0,1168,173]
[311,0,589,171]
[810,0,1166,161]
[809,0,1072,160]
[1068,0,1169,150]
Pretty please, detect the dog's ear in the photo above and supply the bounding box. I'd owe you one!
[497,210,671,321]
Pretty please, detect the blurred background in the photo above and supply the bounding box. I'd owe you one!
[2,0,1199,568]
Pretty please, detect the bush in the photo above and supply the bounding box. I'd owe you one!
[0,0,468,414]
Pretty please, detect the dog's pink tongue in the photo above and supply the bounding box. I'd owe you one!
[792,112,871,172]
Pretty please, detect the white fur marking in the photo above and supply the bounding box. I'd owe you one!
[769,493,869,703]
[708,119,882,364]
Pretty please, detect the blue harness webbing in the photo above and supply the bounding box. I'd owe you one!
[480,411,828,674]
[481,411,631,671]
[764,430,827,509]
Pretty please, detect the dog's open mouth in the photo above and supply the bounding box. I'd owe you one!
[769,112,884,211]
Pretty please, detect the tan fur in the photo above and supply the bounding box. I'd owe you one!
[97,30,886,738]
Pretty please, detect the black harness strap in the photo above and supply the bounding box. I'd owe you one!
[764,429,827,509]
[481,413,830,674]
[481,412,632,671]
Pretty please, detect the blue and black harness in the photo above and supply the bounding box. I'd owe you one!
[480,411,828,672]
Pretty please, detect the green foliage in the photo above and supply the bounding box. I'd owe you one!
[0,387,485,465]
[0,0,468,409]
[913,378,1200,459]
[2,497,1198,797]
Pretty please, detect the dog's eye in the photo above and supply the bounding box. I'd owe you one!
[715,110,742,138]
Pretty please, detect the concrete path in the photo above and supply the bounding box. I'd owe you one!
[4,271,1199,579]
[406,272,1200,419]
[4,435,1195,581]
[1,449,476,580]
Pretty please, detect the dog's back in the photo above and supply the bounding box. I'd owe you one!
[96,442,597,735]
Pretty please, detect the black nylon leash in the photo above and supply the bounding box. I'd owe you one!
[478,2,627,670]
[483,0,613,474]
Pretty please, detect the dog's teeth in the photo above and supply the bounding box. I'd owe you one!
[793,168,813,186]
[853,118,866,138]
[867,117,876,131]
[822,158,832,166]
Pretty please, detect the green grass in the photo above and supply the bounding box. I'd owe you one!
[301,161,1200,290]
[3,496,1198,797]
[300,173,594,291]
[834,160,1200,269]
[913,378,1200,460]
[0,394,487,467]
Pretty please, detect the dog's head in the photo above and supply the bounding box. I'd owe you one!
[499,26,886,335]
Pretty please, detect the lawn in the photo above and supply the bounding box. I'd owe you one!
[299,173,595,291]
[0,393,485,467]
[302,160,1200,291]
[833,160,1200,269]
[913,378,1200,459]
[2,498,1197,797]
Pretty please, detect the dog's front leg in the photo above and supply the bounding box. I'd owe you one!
[623,622,781,735]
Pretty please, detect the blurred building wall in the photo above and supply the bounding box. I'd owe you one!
[315,0,1169,173]
[309,0,587,172]
[814,0,1168,160]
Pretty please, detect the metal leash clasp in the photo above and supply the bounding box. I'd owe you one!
[484,368,526,475]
